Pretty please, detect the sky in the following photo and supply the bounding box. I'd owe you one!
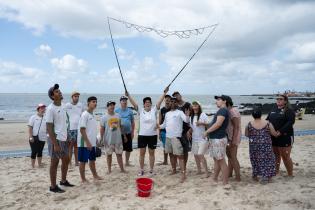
[0,0,315,95]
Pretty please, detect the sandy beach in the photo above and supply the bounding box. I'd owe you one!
[0,115,315,210]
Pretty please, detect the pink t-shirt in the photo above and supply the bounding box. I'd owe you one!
[226,107,241,145]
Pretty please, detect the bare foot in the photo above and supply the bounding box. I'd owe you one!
[81,179,89,184]
[204,173,210,178]
[196,171,204,175]
[75,162,79,167]
[170,169,177,175]
[223,183,231,189]
[252,176,259,182]
[212,177,218,182]
[180,174,186,183]
[93,175,103,180]
[235,177,241,182]
[121,170,128,174]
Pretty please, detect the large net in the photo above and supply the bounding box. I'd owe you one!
[108,17,218,39]
[107,17,218,89]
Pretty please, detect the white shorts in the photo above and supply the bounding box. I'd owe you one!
[192,141,209,155]
[105,144,123,155]
[165,137,183,156]
[209,138,227,160]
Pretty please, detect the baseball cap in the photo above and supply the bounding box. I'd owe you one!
[120,96,128,101]
[37,103,46,110]
[71,91,80,97]
[107,101,116,107]
[214,95,229,101]
[192,100,201,106]
[48,84,59,100]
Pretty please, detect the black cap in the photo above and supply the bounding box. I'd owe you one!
[165,94,171,99]
[172,91,180,97]
[107,101,116,107]
[48,84,59,100]
[214,95,229,101]
[170,97,178,102]
[120,96,128,101]
[87,96,97,103]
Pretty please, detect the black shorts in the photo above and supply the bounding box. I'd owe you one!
[180,135,191,153]
[138,135,157,150]
[272,136,293,147]
[122,133,133,152]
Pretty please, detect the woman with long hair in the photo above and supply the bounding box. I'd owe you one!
[267,94,295,176]
[187,101,210,178]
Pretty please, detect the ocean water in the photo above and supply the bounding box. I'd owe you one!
[0,93,302,121]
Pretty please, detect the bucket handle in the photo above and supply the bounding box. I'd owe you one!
[136,180,154,192]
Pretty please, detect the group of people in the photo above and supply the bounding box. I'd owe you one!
[27,84,295,193]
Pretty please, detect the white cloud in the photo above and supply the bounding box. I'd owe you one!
[289,42,315,63]
[51,54,88,75]
[93,55,159,89]
[1,0,315,93]
[34,44,52,57]
[97,42,108,49]
[0,60,46,84]
[117,47,135,60]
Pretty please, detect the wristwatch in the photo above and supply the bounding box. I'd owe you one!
[29,137,33,141]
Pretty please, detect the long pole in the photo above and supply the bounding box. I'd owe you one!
[107,17,127,92]
[167,24,218,87]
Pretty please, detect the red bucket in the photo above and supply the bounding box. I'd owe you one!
[136,178,154,197]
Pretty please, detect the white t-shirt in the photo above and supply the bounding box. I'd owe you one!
[190,112,210,142]
[138,106,158,136]
[77,111,97,147]
[65,102,84,130]
[160,109,189,138]
[28,114,47,141]
[45,103,69,142]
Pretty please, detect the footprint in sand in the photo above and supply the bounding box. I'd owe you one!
[194,189,202,194]
[53,195,67,202]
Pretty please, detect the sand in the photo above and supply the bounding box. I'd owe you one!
[0,115,315,210]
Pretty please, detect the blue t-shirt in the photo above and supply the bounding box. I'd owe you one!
[208,108,229,139]
[115,107,134,134]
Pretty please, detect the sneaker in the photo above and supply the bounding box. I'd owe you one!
[138,170,144,176]
[149,170,156,177]
[60,180,75,187]
[49,185,65,193]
